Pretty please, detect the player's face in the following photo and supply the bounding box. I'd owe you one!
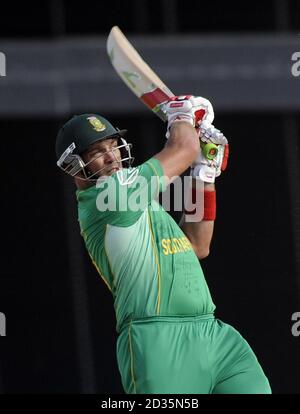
[83,138,122,178]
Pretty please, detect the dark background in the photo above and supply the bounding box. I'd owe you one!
[0,0,300,394]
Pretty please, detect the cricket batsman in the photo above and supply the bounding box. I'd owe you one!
[55,95,271,394]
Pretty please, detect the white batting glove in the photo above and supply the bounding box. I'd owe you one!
[191,122,229,183]
[163,95,214,139]
[199,120,227,146]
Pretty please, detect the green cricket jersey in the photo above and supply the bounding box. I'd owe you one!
[76,158,215,332]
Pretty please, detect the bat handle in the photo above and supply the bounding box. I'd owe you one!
[201,142,218,160]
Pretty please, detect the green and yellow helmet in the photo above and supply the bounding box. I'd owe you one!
[56,114,133,180]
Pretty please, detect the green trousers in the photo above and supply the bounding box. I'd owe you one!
[117,315,271,394]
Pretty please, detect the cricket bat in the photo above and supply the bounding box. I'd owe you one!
[106,26,174,121]
[106,26,218,161]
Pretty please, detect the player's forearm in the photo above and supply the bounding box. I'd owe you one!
[154,122,200,181]
[180,182,215,259]
[167,121,199,149]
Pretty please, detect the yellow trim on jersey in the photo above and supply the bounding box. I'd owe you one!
[128,321,137,394]
[147,212,161,315]
[104,225,117,288]
[81,228,112,292]
[88,252,112,292]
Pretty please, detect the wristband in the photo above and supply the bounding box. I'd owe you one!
[184,188,216,221]
[203,190,216,221]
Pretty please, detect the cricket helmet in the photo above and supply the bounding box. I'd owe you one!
[56,114,134,180]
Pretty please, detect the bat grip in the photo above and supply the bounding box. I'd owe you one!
[200,142,218,160]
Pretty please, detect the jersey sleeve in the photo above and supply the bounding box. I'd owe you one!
[77,158,166,228]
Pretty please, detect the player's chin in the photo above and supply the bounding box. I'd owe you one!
[107,162,123,175]
[101,165,121,177]
[107,167,120,175]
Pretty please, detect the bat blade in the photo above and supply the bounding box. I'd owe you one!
[107,26,174,121]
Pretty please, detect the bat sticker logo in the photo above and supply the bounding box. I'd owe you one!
[122,71,141,89]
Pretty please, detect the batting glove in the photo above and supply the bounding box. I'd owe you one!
[163,95,214,139]
[191,121,229,183]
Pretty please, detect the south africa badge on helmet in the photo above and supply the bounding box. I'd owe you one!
[87,116,107,132]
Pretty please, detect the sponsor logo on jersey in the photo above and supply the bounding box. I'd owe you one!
[161,237,192,255]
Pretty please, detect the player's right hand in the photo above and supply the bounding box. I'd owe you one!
[163,95,214,139]
[191,122,229,183]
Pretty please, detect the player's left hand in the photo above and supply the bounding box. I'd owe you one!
[191,121,229,183]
